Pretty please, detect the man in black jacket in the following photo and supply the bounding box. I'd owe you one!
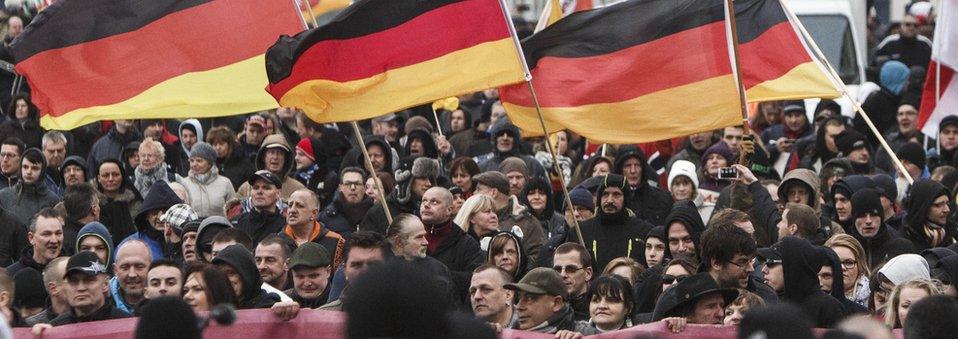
[233,170,286,245]
[317,167,373,239]
[700,222,778,303]
[211,244,280,309]
[848,188,910,270]
[614,145,673,225]
[284,242,332,308]
[421,187,483,302]
[573,174,652,271]
[48,251,128,326]
[902,179,957,250]
[760,237,845,328]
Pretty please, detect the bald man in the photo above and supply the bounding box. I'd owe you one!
[279,189,345,270]
[420,187,484,301]
[110,240,152,314]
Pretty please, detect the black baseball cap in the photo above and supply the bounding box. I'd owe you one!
[757,244,783,265]
[247,170,283,188]
[64,251,108,279]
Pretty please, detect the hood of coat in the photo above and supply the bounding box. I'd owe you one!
[613,145,656,187]
[780,236,826,302]
[211,244,262,301]
[403,129,439,159]
[662,200,705,258]
[77,222,115,266]
[904,179,949,232]
[777,169,821,211]
[485,231,528,281]
[60,155,90,181]
[178,119,204,154]
[134,181,183,234]
[255,134,295,177]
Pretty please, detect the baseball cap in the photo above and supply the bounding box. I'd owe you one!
[64,251,108,279]
[504,267,567,299]
[288,242,331,270]
[757,244,783,265]
[247,170,283,188]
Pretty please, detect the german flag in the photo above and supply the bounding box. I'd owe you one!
[737,0,839,101]
[500,0,742,144]
[265,0,527,124]
[12,0,303,130]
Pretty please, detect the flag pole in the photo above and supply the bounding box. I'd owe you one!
[724,0,754,166]
[778,0,914,184]
[498,0,585,247]
[287,0,394,223]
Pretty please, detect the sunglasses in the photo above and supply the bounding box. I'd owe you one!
[661,274,689,285]
[553,265,584,274]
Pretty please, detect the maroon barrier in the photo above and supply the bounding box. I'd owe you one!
[11,310,903,338]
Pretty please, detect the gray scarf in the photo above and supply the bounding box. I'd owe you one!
[134,164,168,197]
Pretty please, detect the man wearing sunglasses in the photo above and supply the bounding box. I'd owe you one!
[874,14,932,69]
[552,242,593,322]
[700,222,778,303]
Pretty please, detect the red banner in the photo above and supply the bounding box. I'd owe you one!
[11,310,902,338]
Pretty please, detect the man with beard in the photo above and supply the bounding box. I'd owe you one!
[902,179,957,250]
[758,237,845,328]
[8,208,62,277]
[60,156,89,192]
[109,240,152,314]
[572,174,652,271]
[318,167,373,239]
[469,265,517,330]
[699,223,778,302]
[255,235,292,291]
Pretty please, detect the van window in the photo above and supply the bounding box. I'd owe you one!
[797,14,861,85]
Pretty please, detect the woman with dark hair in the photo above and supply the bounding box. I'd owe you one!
[519,176,568,266]
[631,255,699,323]
[485,231,528,281]
[0,93,42,148]
[570,155,614,188]
[556,275,635,336]
[182,263,237,312]
[448,156,480,198]
[206,126,255,191]
[95,158,142,243]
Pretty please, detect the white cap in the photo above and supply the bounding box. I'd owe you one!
[667,160,699,190]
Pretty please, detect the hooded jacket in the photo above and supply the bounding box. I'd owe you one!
[846,190,909,270]
[662,201,706,259]
[486,231,529,281]
[519,177,568,267]
[236,134,306,200]
[76,222,115,267]
[575,175,653,272]
[176,119,204,176]
[779,236,845,328]
[0,148,59,225]
[211,244,280,309]
[614,145,673,225]
[476,123,547,178]
[799,116,845,170]
[496,196,546,264]
[403,129,440,159]
[341,135,397,173]
[903,179,958,249]
[121,181,183,260]
[750,169,843,245]
[830,175,877,228]
[177,162,235,218]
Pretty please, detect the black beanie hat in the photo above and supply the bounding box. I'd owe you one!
[12,268,47,309]
[834,129,867,156]
[134,296,201,339]
[851,188,883,221]
[737,304,814,339]
[897,142,927,169]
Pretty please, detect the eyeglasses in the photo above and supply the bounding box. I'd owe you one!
[0,152,17,159]
[553,265,583,274]
[840,259,858,269]
[340,181,363,189]
[727,257,756,268]
[661,274,689,285]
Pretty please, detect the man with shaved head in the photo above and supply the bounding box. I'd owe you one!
[279,189,345,270]
[420,186,484,301]
[110,239,153,314]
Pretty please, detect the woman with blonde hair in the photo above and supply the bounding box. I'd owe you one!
[602,257,644,287]
[454,194,500,240]
[884,278,942,328]
[826,234,872,306]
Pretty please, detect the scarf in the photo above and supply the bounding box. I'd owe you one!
[297,164,320,182]
[134,164,168,196]
[924,223,946,248]
[189,164,219,185]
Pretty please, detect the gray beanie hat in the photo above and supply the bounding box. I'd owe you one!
[189,142,217,165]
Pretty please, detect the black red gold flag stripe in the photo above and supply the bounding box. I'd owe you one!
[12,0,302,130]
[500,0,742,144]
[265,0,527,124]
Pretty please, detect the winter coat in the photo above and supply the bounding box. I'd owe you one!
[216,147,256,191]
[662,201,706,259]
[0,116,41,149]
[902,179,958,249]
[233,208,286,246]
[750,169,844,245]
[426,221,484,303]
[0,180,59,226]
[846,218,909,271]
[177,166,235,218]
[120,181,183,260]
[519,177,568,267]
[779,236,846,328]
[857,88,901,146]
[236,134,306,200]
[573,207,652,272]
[496,197,546,264]
[96,188,141,245]
[874,34,933,69]
[476,124,547,178]
[48,301,129,326]
[278,221,346,270]
[6,247,52,278]
[317,192,373,239]
[614,145,673,225]
[76,222,115,267]
[821,246,870,315]
[357,192,419,235]
[518,305,576,333]
[0,207,26,267]
[761,122,814,172]
[87,126,141,169]
[210,244,280,309]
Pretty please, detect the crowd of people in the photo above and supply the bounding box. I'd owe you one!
[0,0,955,339]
